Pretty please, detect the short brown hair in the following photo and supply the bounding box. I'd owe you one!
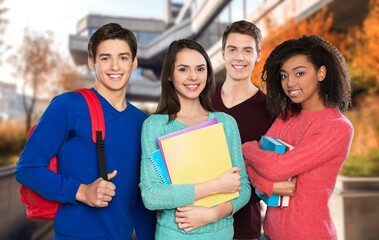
[222,20,262,53]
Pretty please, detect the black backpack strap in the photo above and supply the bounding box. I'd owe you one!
[76,88,108,180]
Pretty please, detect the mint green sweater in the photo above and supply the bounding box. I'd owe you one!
[140,112,251,240]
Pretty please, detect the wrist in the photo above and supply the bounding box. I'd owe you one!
[75,183,87,203]
[208,178,220,195]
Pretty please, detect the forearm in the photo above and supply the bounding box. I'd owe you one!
[246,164,274,196]
[194,179,220,200]
[243,118,353,181]
[213,201,233,220]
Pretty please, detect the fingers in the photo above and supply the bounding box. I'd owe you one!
[229,167,241,173]
[88,178,116,208]
[177,222,194,232]
[175,208,193,232]
[107,170,117,180]
[76,170,119,208]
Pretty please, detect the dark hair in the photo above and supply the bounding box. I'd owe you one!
[87,23,137,62]
[222,20,262,53]
[262,35,351,120]
[156,39,215,121]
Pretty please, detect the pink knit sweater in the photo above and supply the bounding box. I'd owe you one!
[242,107,353,240]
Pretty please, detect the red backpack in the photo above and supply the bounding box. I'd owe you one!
[20,88,108,220]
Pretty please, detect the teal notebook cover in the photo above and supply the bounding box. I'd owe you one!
[255,190,280,207]
[256,135,286,207]
[260,135,286,154]
[149,149,171,184]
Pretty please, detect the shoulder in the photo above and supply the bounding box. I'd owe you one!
[310,108,354,138]
[212,112,237,126]
[215,82,223,92]
[329,108,354,133]
[46,91,86,114]
[143,114,169,126]
[250,89,268,105]
[51,91,84,105]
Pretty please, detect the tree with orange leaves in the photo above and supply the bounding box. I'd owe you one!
[342,0,379,98]
[251,7,343,92]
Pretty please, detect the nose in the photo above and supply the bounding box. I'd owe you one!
[111,59,120,71]
[233,51,244,60]
[287,75,296,87]
[188,70,197,81]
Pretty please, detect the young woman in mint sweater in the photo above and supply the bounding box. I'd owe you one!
[140,39,251,240]
[242,35,354,240]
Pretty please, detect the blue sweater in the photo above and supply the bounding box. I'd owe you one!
[140,112,251,240]
[15,89,156,240]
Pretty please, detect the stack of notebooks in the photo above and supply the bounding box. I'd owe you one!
[256,136,294,208]
[149,118,239,207]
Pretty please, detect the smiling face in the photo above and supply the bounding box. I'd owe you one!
[88,39,137,94]
[222,32,261,82]
[280,54,326,111]
[171,48,208,104]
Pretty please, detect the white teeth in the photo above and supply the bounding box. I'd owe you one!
[110,74,121,78]
[185,84,200,91]
[233,65,244,69]
[289,90,301,97]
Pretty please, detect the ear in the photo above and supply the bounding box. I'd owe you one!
[318,66,326,81]
[221,50,225,60]
[88,57,95,71]
[256,52,261,63]
[132,57,138,70]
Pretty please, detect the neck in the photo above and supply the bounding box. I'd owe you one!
[176,99,208,126]
[94,85,127,111]
[221,77,258,108]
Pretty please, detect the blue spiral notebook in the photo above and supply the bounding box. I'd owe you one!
[149,149,171,184]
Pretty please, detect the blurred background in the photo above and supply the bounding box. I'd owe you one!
[0,0,378,239]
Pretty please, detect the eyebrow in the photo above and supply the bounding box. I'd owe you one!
[281,65,307,72]
[226,45,254,50]
[98,52,131,57]
[176,63,206,68]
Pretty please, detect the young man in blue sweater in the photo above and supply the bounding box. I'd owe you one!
[15,23,156,240]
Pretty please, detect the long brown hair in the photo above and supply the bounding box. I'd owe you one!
[155,39,215,122]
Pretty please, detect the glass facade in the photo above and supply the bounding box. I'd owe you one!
[134,31,160,45]
[196,0,264,50]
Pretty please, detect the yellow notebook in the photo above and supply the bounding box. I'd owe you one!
[158,122,239,207]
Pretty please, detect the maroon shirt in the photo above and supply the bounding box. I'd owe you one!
[212,83,274,239]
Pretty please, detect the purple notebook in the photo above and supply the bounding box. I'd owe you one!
[156,118,218,182]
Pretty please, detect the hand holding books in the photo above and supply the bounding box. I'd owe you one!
[256,136,294,207]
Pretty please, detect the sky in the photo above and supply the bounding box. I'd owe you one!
[3,0,169,49]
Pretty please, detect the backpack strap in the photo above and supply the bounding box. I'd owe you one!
[75,88,108,181]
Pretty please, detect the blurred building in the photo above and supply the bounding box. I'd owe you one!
[69,0,369,103]
[0,81,24,122]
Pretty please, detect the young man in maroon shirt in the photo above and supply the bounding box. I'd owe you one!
[211,20,271,240]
